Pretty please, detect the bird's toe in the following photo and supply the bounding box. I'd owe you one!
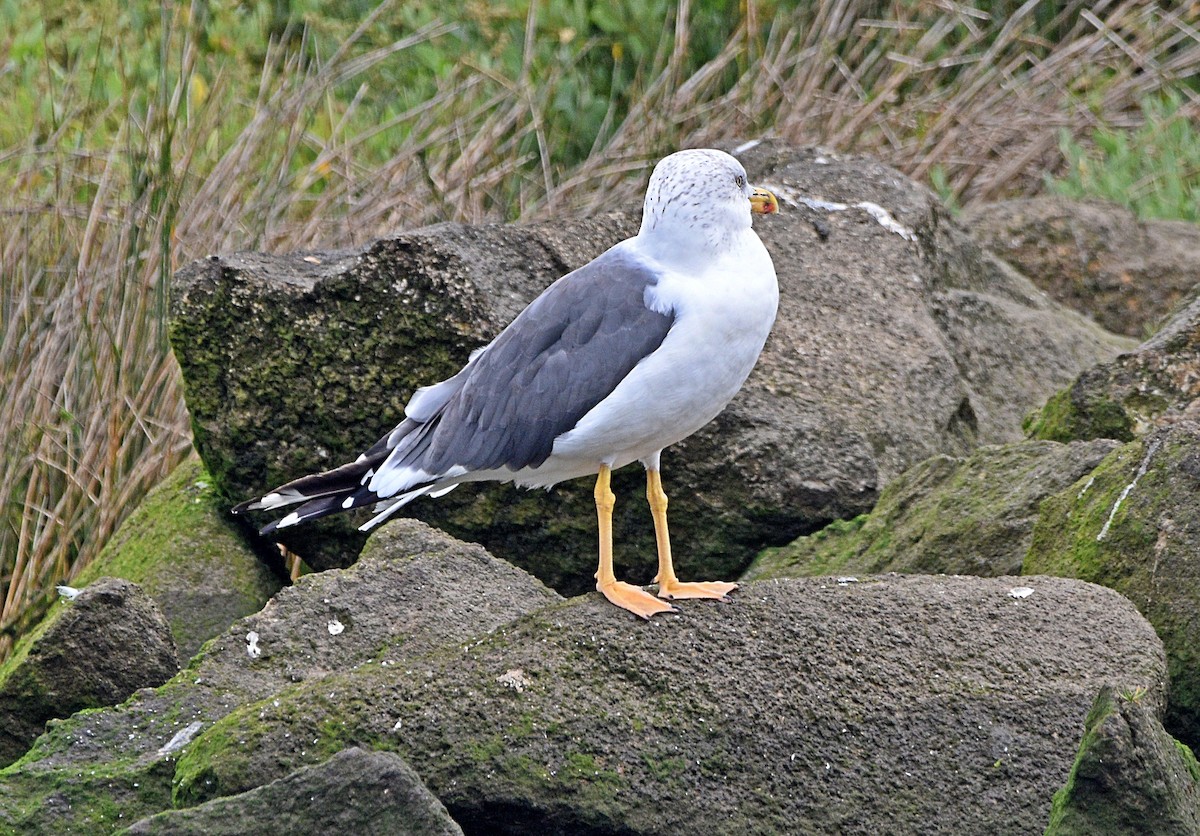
[656,580,738,601]
[598,580,680,619]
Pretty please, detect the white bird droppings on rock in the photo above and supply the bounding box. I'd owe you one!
[760,184,916,240]
[1098,438,1161,542]
[328,618,345,636]
[1009,587,1034,599]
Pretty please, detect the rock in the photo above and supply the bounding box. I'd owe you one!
[1025,422,1200,744]
[1024,285,1200,444]
[75,455,284,661]
[0,578,178,767]
[125,747,462,835]
[171,215,639,576]
[170,142,1131,589]
[1046,686,1200,835]
[963,196,1200,338]
[170,575,1163,835]
[744,439,1120,581]
[0,520,559,833]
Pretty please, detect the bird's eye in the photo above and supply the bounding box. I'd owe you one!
[735,175,746,188]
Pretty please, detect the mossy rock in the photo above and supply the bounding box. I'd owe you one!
[1046,685,1200,835]
[1026,422,1200,744]
[745,439,1118,581]
[75,454,284,661]
[0,578,178,767]
[0,521,557,834]
[169,575,1162,835]
[1025,284,1200,444]
[1022,379,1136,444]
[126,747,463,835]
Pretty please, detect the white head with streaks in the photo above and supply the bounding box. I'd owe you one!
[638,149,763,256]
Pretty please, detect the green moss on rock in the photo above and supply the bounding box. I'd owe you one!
[745,440,1118,581]
[76,455,283,660]
[1024,383,1134,443]
[1027,425,1200,744]
[1046,686,1200,835]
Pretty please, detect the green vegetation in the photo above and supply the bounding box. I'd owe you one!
[1051,94,1200,222]
[2,0,1198,660]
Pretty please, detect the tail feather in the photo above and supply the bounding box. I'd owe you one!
[234,415,455,537]
[359,485,439,531]
[263,476,442,535]
[231,451,387,516]
[231,415,456,534]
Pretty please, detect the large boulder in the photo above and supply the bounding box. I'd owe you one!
[168,574,1164,835]
[0,520,558,833]
[1026,421,1200,745]
[0,528,1167,833]
[744,438,1120,581]
[170,142,1131,589]
[1047,686,1200,835]
[75,455,284,661]
[126,747,462,835]
[1025,284,1200,444]
[0,578,178,767]
[963,196,1200,338]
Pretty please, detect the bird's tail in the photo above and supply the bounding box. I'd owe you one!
[232,418,454,535]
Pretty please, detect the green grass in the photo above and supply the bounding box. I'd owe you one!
[2,0,1198,660]
[1051,93,1200,222]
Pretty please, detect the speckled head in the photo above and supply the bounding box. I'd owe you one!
[639,149,769,251]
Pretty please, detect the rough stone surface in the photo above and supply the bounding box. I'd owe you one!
[0,520,559,833]
[1025,421,1200,745]
[745,439,1120,581]
[0,578,178,767]
[1024,284,1200,444]
[1046,686,1200,835]
[76,455,284,661]
[963,196,1200,338]
[168,575,1164,836]
[170,141,1131,589]
[125,747,463,835]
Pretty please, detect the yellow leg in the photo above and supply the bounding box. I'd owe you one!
[594,465,677,619]
[647,469,738,601]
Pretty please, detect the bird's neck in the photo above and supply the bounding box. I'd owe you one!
[634,219,758,270]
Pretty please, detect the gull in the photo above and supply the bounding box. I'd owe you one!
[234,148,779,618]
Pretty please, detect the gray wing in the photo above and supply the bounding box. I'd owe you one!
[413,245,675,474]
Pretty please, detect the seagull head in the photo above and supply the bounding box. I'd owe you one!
[638,149,777,256]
